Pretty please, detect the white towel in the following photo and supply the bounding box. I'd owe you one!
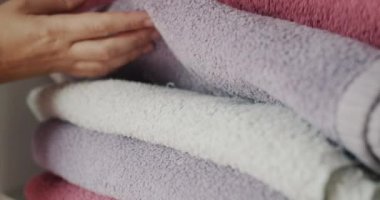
[28,80,380,200]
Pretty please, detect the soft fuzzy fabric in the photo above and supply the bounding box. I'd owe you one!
[91,0,380,171]
[368,102,380,162]
[219,0,380,48]
[25,173,114,200]
[51,0,380,170]
[336,65,380,169]
[28,80,380,200]
[33,120,287,200]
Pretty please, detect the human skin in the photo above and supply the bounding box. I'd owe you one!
[0,0,160,83]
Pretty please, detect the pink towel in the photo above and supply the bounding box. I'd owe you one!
[219,0,380,48]
[25,172,115,200]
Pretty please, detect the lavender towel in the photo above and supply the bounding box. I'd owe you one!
[34,120,287,200]
[28,80,380,200]
[97,0,380,171]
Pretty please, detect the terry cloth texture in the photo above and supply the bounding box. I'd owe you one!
[28,80,380,200]
[25,173,115,200]
[219,0,380,48]
[33,120,288,200]
[98,0,380,171]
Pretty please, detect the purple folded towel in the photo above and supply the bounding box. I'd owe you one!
[33,120,287,200]
[102,0,380,171]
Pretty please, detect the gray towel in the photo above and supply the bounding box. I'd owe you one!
[33,120,287,200]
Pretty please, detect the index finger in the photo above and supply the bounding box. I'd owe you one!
[22,0,85,14]
[51,11,154,41]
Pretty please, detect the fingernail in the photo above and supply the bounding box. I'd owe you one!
[151,31,161,40]
[144,19,154,27]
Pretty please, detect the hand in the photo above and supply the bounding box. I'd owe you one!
[0,0,159,83]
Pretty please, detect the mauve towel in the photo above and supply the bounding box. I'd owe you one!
[28,80,380,200]
[97,0,380,171]
[219,0,380,48]
[51,0,380,170]
[33,120,287,200]
[25,173,114,200]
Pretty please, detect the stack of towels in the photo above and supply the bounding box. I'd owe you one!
[25,0,380,200]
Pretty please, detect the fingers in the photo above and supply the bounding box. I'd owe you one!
[70,28,159,61]
[50,11,154,41]
[5,0,112,14]
[64,24,159,78]
[22,0,86,14]
[0,0,26,13]
[66,44,154,78]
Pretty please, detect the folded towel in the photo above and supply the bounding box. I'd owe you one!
[28,80,380,200]
[33,120,287,200]
[99,0,380,171]
[219,0,380,48]
[25,172,114,200]
[52,0,380,169]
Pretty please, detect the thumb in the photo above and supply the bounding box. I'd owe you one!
[23,0,86,14]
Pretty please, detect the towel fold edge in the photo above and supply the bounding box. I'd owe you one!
[337,59,380,173]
